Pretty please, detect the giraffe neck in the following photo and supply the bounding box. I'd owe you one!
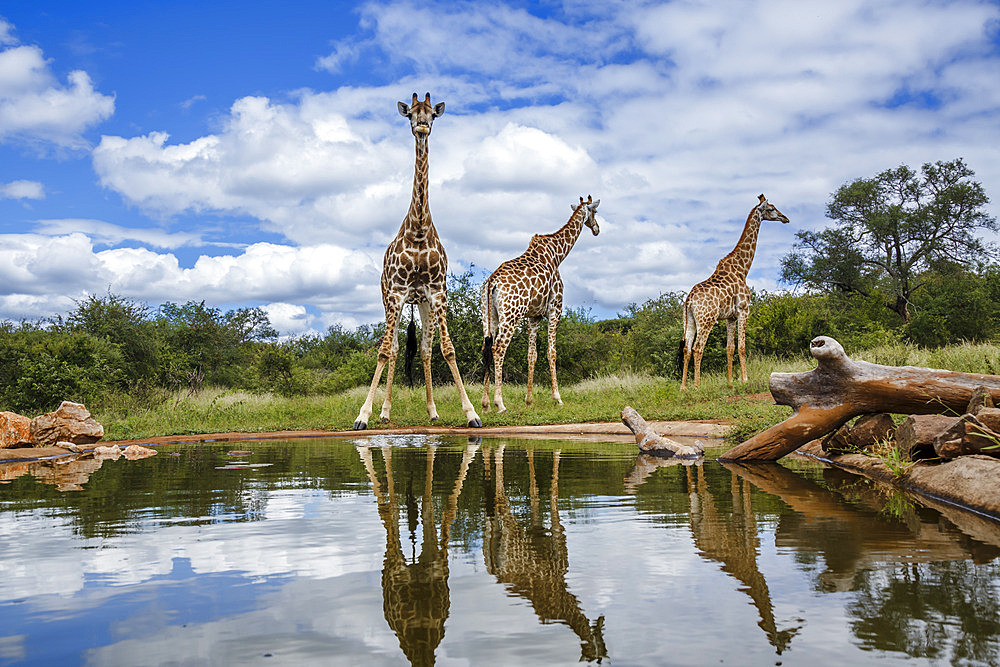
[544,205,587,266]
[403,133,432,242]
[718,207,762,280]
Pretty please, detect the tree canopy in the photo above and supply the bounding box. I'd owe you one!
[781,158,996,322]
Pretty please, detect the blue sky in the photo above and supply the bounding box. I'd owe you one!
[1,1,999,336]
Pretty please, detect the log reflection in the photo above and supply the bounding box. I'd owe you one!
[483,444,607,663]
[721,462,1000,590]
[358,440,478,667]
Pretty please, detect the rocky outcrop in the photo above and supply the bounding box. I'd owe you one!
[29,401,104,446]
[0,411,32,449]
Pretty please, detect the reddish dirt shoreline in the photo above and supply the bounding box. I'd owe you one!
[0,420,730,463]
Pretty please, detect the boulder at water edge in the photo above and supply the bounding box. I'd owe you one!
[29,401,105,446]
[0,411,32,449]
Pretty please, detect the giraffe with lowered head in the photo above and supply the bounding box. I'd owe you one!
[481,196,600,413]
[680,194,789,389]
[353,93,481,430]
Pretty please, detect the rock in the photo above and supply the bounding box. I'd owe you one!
[974,407,1000,432]
[123,444,157,460]
[849,413,896,448]
[930,414,1000,460]
[894,414,959,459]
[967,386,995,415]
[29,401,104,446]
[821,424,852,454]
[56,441,89,453]
[93,445,121,460]
[0,411,33,449]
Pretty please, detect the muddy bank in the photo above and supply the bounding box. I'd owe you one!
[796,440,1000,521]
[0,420,729,464]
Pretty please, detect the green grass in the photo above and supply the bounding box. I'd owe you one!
[92,340,1000,444]
[94,355,797,442]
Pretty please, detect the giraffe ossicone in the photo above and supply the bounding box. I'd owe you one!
[352,93,482,430]
[480,195,601,413]
[680,194,789,389]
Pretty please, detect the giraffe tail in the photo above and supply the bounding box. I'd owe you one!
[405,306,417,386]
[482,335,494,382]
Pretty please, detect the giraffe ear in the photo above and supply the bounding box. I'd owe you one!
[398,101,409,117]
[590,199,600,209]
[433,101,445,117]
[570,204,577,212]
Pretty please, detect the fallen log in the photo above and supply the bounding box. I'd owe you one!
[621,407,703,458]
[719,336,1000,461]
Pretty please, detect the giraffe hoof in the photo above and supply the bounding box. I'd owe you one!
[430,416,439,423]
[353,420,367,431]
[468,418,482,428]
[380,417,389,424]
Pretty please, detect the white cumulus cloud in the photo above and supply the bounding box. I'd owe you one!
[0,32,114,147]
[0,179,43,199]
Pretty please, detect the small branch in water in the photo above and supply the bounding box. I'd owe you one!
[621,406,704,458]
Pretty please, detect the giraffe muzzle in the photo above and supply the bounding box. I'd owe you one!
[414,124,430,135]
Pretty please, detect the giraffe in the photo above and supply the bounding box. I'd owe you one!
[480,196,601,413]
[680,194,789,389]
[353,93,482,430]
[482,444,607,662]
[357,440,479,666]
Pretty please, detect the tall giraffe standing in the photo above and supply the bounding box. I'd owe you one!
[680,194,789,389]
[353,93,482,430]
[480,196,600,413]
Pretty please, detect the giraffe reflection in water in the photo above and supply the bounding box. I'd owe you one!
[482,444,607,663]
[624,455,799,654]
[626,453,1000,658]
[358,440,478,667]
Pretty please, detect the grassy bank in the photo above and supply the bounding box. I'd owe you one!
[96,355,805,443]
[92,341,1000,444]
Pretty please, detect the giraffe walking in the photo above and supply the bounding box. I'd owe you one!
[681,194,789,389]
[480,196,600,413]
[353,93,482,430]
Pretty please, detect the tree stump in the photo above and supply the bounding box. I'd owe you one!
[719,336,1000,461]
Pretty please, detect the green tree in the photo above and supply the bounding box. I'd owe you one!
[782,158,996,323]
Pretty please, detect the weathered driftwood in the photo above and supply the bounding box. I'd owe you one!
[719,336,1000,461]
[621,407,703,458]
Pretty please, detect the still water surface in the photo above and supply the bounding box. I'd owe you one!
[1,435,999,666]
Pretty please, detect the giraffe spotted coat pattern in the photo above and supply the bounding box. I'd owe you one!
[353,93,481,430]
[480,196,600,413]
[681,194,789,389]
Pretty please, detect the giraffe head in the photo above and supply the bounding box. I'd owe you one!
[397,92,445,137]
[756,194,789,223]
[570,195,601,236]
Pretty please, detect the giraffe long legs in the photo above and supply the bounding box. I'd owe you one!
[525,318,540,406]
[489,314,518,415]
[725,318,736,386]
[692,326,711,389]
[417,301,440,421]
[430,292,482,427]
[547,308,562,404]
[737,313,749,383]
[354,295,405,430]
[681,304,696,390]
